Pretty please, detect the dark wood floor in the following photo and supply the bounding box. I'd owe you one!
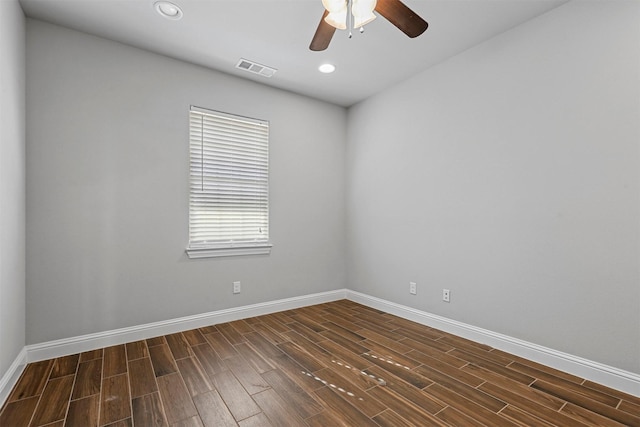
[1,300,639,426]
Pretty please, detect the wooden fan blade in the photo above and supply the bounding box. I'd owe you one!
[310,10,336,51]
[375,0,428,38]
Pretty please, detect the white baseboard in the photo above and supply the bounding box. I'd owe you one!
[0,347,27,406]
[346,290,640,397]
[25,289,347,364]
[4,287,637,407]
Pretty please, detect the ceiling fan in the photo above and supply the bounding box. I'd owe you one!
[310,0,428,51]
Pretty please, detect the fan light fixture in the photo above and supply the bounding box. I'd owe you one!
[322,0,377,31]
[310,0,428,51]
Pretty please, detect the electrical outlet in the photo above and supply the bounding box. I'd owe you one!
[409,282,417,295]
[233,281,241,294]
[442,289,450,303]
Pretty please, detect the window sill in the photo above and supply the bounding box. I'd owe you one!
[186,243,272,259]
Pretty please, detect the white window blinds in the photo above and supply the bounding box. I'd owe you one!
[188,106,270,257]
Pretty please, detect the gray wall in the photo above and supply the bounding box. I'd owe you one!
[347,0,640,374]
[26,21,347,344]
[0,0,26,378]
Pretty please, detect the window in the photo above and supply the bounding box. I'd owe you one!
[186,106,271,258]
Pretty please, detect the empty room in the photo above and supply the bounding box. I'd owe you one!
[1,0,639,425]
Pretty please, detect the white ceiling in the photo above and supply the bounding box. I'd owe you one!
[19,0,568,107]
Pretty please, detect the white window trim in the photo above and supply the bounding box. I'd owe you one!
[186,106,271,259]
[186,242,272,259]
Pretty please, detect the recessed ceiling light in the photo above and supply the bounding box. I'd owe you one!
[318,63,336,74]
[154,1,183,20]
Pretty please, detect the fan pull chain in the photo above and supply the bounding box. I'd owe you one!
[348,0,353,38]
[346,0,367,39]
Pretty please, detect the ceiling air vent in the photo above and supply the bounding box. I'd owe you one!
[236,58,277,78]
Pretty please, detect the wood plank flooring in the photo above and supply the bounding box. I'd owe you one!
[2,300,639,426]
